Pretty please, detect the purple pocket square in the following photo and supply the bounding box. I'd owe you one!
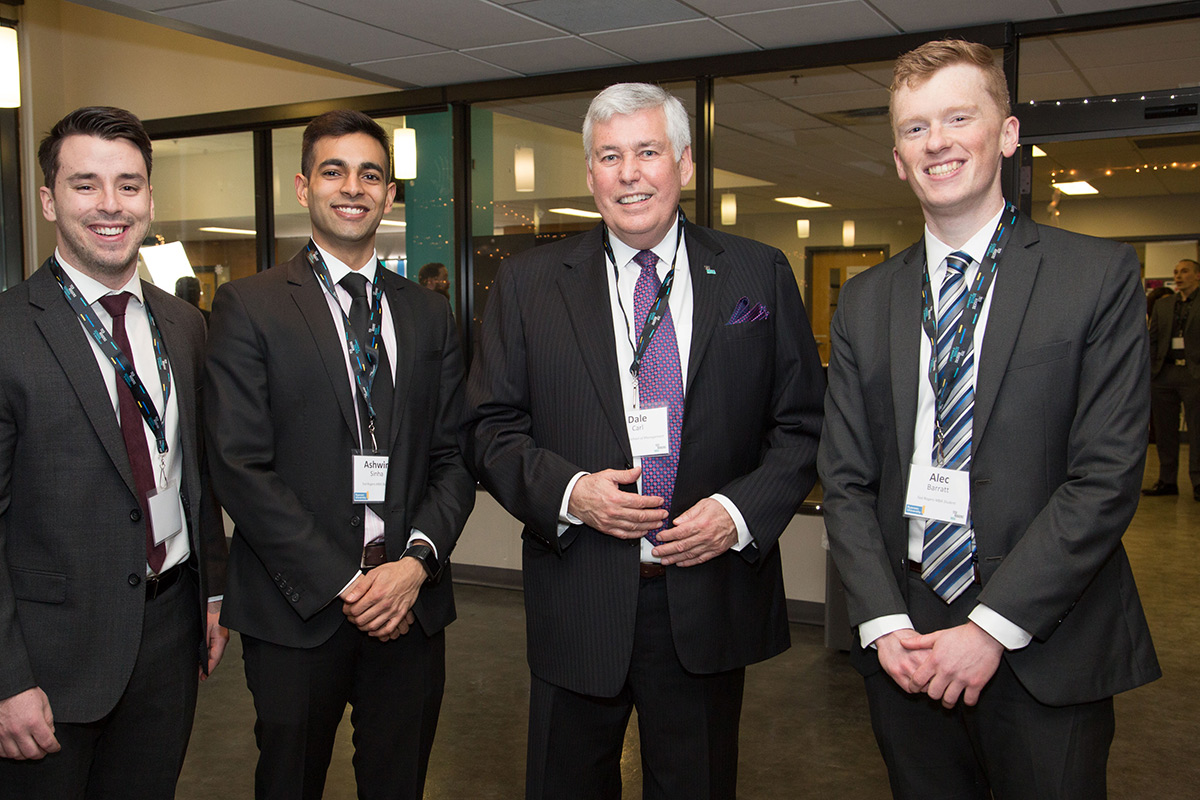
[728,296,770,324]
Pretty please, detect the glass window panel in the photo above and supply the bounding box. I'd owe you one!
[469,82,695,342]
[146,132,255,312]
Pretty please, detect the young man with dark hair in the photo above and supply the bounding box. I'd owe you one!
[205,109,474,799]
[0,105,227,799]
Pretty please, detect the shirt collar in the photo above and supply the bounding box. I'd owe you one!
[924,205,1006,275]
[313,240,379,286]
[608,215,683,271]
[55,248,145,308]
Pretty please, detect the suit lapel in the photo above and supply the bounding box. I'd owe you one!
[683,223,728,392]
[974,215,1041,445]
[559,228,631,462]
[381,270,414,453]
[29,263,138,497]
[287,255,360,440]
[890,243,923,469]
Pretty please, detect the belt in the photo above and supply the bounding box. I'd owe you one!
[639,562,665,579]
[362,540,387,571]
[907,559,981,586]
[145,564,183,600]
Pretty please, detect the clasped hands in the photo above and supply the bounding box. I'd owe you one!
[567,467,737,566]
[340,553,428,641]
[876,622,1005,709]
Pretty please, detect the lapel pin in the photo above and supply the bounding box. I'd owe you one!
[704,265,716,275]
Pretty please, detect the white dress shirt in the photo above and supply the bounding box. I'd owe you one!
[310,243,432,595]
[556,222,753,562]
[857,207,1033,651]
[57,251,189,578]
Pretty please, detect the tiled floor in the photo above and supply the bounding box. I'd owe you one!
[177,449,1199,798]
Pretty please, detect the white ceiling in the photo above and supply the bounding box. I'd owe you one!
[75,0,1181,90]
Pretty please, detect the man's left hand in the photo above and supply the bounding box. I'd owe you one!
[902,621,1004,708]
[651,498,738,567]
[341,558,426,641]
[201,600,229,680]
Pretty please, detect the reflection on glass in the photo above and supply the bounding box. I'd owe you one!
[147,132,255,311]
[470,83,696,342]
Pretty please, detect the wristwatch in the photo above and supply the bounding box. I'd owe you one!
[402,542,440,581]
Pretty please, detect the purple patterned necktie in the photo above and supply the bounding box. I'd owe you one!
[632,249,683,546]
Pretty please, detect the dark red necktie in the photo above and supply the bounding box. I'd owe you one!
[98,292,166,573]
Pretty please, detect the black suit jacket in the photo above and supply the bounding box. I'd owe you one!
[205,250,475,649]
[819,213,1160,706]
[467,223,825,697]
[1149,292,1200,380]
[0,262,227,723]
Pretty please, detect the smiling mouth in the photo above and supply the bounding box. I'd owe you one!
[618,193,651,205]
[89,224,129,238]
[926,161,963,177]
[333,205,368,217]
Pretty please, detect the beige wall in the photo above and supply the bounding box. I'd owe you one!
[17,0,392,274]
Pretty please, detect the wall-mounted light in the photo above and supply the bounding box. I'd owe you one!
[720,193,737,226]
[393,123,417,181]
[0,26,19,108]
[842,220,856,248]
[514,146,535,192]
[796,219,810,239]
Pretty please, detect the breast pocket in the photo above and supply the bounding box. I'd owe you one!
[1006,340,1071,372]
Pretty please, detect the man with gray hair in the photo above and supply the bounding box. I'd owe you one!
[467,82,824,799]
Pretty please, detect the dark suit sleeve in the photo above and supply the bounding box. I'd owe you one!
[0,367,37,702]
[408,299,476,570]
[712,249,825,557]
[818,274,910,624]
[1147,295,1170,377]
[976,245,1150,640]
[188,311,228,600]
[204,282,353,619]
[465,264,583,550]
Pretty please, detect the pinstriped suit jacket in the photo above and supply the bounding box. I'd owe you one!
[467,222,825,697]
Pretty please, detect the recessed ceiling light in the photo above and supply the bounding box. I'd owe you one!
[1031,145,1047,157]
[775,196,831,209]
[198,226,256,235]
[549,207,602,218]
[378,220,407,228]
[1051,181,1099,195]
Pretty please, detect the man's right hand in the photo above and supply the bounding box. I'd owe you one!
[568,467,667,539]
[875,628,932,693]
[0,687,60,760]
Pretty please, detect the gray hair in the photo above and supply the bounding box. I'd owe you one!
[583,83,691,166]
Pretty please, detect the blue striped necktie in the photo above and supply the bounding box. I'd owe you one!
[921,251,976,603]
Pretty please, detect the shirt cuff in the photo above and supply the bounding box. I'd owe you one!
[969,604,1033,650]
[408,528,438,561]
[710,493,753,551]
[858,614,915,650]
[557,471,587,536]
[206,595,223,604]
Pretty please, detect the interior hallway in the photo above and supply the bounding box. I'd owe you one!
[178,448,1199,798]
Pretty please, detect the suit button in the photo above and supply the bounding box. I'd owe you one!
[128,573,141,587]
[290,593,300,603]
[351,516,361,527]
[130,509,142,522]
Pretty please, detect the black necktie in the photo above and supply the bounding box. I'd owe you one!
[338,272,393,454]
[98,292,167,573]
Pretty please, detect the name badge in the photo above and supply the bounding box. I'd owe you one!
[903,464,970,525]
[1173,336,1185,350]
[147,481,184,546]
[352,454,389,503]
[627,406,670,458]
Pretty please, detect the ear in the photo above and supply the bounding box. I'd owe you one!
[295,173,310,209]
[383,180,396,215]
[1000,115,1020,159]
[148,184,155,223]
[678,145,694,187]
[585,159,595,196]
[893,147,909,183]
[39,185,57,223]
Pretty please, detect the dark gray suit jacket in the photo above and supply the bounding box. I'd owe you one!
[467,222,825,697]
[819,213,1160,706]
[0,262,227,723]
[1149,292,1200,380]
[205,250,475,649]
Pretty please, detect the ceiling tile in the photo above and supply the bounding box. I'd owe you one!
[508,0,700,34]
[869,0,1054,30]
[358,52,522,86]
[299,0,564,48]
[162,0,441,63]
[719,1,898,50]
[585,19,753,62]
[1016,38,1075,74]
[467,37,630,75]
[1056,0,1171,12]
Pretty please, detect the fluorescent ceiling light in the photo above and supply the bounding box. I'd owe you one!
[550,207,602,219]
[1031,145,1047,157]
[198,226,256,235]
[378,220,408,228]
[1051,181,1099,195]
[775,196,831,209]
[139,241,194,290]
